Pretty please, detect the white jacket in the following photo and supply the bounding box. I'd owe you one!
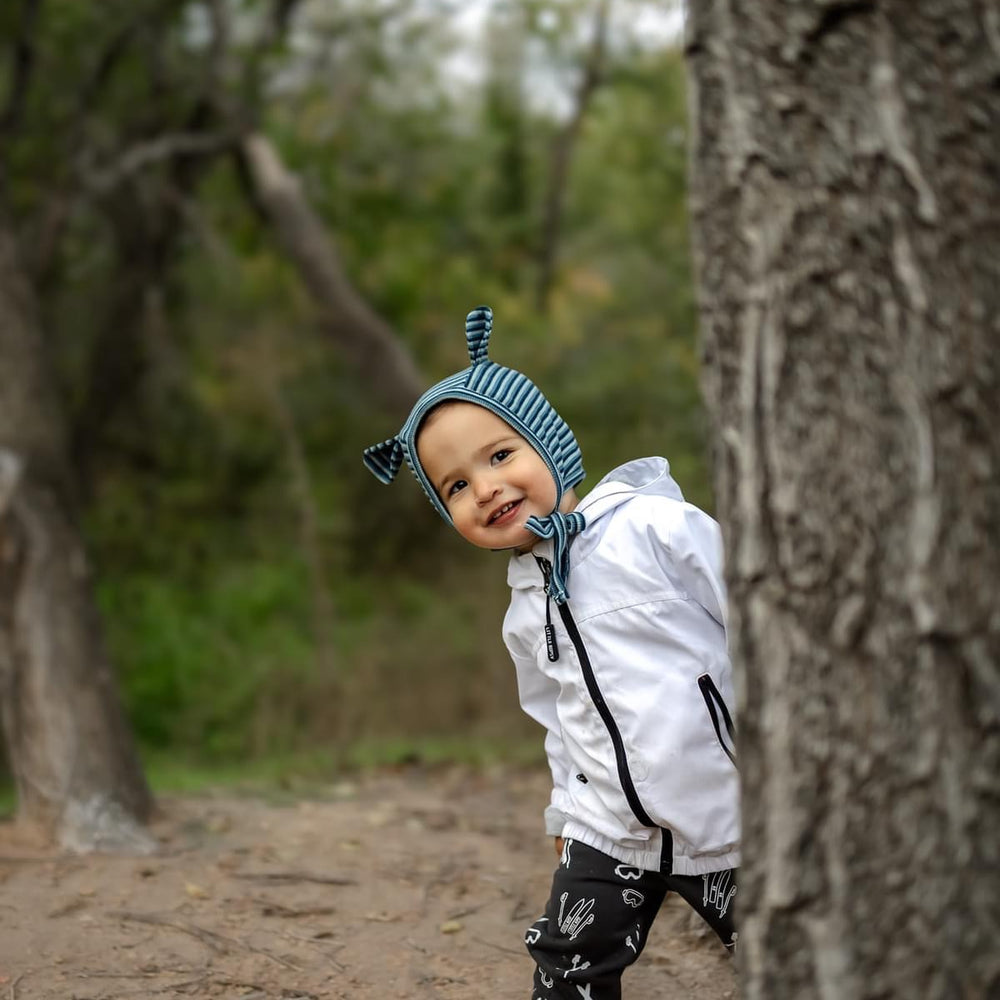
[503,457,740,876]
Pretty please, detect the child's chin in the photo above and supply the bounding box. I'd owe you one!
[475,527,536,553]
[510,531,539,554]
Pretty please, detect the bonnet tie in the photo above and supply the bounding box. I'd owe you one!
[525,510,587,605]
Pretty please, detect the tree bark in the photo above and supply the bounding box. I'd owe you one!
[239,131,425,421]
[0,219,154,853]
[685,2,1000,997]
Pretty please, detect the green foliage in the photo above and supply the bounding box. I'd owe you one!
[5,1,707,768]
[98,558,315,756]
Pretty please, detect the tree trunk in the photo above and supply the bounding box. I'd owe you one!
[239,132,425,421]
[685,2,1000,997]
[0,219,154,853]
[71,194,171,491]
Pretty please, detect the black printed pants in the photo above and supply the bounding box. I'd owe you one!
[524,839,737,1000]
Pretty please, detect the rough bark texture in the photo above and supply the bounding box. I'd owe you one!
[685,2,1000,997]
[0,220,154,853]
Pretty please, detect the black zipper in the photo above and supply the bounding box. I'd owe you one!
[698,673,737,767]
[534,557,560,662]
[535,556,656,829]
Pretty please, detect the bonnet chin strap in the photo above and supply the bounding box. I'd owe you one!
[524,510,587,605]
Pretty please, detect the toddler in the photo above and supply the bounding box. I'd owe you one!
[364,306,739,999]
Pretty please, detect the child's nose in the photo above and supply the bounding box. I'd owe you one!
[473,475,500,504]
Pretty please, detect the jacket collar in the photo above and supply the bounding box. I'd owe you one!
[507,457,684,593]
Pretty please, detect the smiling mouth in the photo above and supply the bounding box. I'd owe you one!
[488,499,523,525]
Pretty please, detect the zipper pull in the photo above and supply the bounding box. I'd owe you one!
[544,622,560,662]
[535,557,560,662]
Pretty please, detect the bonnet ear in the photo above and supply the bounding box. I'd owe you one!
[465,305,493,365]
[363,436,405,484]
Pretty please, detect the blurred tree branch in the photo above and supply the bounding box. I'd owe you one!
[0,0,41,144]
[535,0,611,313]
[239,131,424,419]
[57,0,424,468]
[79,131,237,196]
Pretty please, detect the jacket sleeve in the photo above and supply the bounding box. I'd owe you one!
[504,632,573,836]
[652,502,729,632]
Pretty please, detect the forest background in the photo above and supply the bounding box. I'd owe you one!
[0,0,700,794]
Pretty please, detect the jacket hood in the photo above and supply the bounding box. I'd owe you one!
[576,455,684,520]
[507,457,685,592]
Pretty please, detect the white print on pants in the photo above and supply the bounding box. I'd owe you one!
[560,839,574,868]
[703,870,736,918]
[558,892,596,940]
[613,863,642,881]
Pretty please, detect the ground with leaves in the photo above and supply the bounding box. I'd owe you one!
[0,766,735,999]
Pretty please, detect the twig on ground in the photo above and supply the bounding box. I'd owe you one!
[151,976,210,994]
[278,928,347,971]
[154,977,260,995]
[232,870,357,886]
[10,971,24,1000]
[250,896,337,918]
[109,910,303,971]
[471,935,525,957]
[110,910,238,953]
[446,900,491,921]
[77,970,180,979]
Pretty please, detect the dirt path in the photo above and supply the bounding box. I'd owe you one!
[0,766,735,999]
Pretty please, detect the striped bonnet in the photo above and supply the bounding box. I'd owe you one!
[363,306,586,601]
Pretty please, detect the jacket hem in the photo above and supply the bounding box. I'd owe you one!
[560,821,663,872]
[544,806,569,837]
[670,848,741,876]
[561,820,740,875]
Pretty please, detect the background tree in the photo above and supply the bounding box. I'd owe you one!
[0,217,154,852]
[1,2,696,820]
[0,0,159,849]
[685,1,1000,996]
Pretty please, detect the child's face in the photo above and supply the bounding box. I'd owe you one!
[417,402,568,552]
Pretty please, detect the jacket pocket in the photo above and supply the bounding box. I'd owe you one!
[697,673,737,767]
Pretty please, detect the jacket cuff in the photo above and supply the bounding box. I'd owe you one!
[544,805,568,837]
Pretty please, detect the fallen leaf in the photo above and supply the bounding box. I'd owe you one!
[440,920,464,934]
[184,881,209,899]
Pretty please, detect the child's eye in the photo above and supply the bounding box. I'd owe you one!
[447,479,467,498]
[492,449,511,464]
